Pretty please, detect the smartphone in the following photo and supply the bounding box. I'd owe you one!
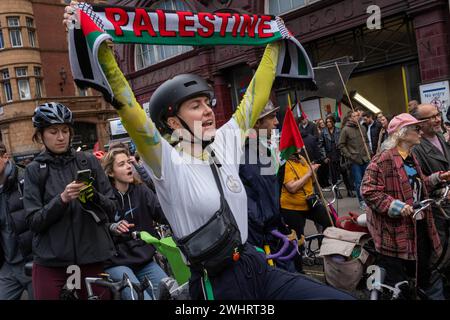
[76,169,92,183]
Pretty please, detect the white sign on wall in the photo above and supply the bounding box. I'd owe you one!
[109,118,128,136]
[420,81,449,120]
[301,99,322,120]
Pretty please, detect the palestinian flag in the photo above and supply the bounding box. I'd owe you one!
[68,3,114,103]
[298,101,308,120]
[280,106,304,161]
[68,2,315,104]
[334,100,342,120]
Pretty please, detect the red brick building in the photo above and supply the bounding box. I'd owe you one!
[113,0,449,121]
[0,0,116,163]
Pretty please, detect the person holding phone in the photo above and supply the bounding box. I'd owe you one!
[23,102,118,300]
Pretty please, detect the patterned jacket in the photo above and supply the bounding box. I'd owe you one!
[361,147,442,261]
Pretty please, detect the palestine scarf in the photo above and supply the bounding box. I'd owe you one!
[68,3,314,103]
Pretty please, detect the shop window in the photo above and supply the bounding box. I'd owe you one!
[268,0,307,15]
[134,0,192,71]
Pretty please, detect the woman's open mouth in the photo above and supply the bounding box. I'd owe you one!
[202,120,214,128]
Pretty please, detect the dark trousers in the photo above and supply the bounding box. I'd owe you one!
[33,262,110,300]
[351,162,368,202]
[0,261,33,300]
[280,207,333,238]
[281,207,334,272]
[376,220,445,300]
[329,160,341,185]
[317,163,330,188]
[340,164,354,192]
[189,244,354,300]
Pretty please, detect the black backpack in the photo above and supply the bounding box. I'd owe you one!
[36,151,95,198]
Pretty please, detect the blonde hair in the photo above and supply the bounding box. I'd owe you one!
[380,127,409,151]
[102,148,142,186]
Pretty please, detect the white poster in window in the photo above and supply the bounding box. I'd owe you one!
[301,98,321,120]
[420,81,449,120]
[109,118,128,136]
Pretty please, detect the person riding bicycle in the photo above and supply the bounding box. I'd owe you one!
[64,3,354,300]
[23,102,117,300]
[238,100,296,272]
[101,147,167,299]
[361,113,450,300]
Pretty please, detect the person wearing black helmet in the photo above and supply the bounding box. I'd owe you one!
[23,102,118,300]
[63,4,353,300]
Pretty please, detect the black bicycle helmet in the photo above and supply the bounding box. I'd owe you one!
[149,74,215,135]
[32,102,73,129]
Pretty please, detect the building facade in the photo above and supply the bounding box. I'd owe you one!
[0,0,116,164]
[113,0,449,122]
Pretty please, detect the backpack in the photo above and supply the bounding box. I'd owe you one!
[35,151,108,224]
[36,151,96,200]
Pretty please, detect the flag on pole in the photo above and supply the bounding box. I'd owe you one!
[280,106,305,161]
[334,100,342,119]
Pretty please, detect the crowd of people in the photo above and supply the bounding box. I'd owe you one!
[1,1,450,301]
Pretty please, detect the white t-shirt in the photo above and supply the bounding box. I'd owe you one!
[143,118,248,242]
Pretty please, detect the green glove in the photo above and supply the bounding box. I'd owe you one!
[78,181,94,204]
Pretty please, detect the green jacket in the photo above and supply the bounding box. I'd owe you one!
[338,121,370,165]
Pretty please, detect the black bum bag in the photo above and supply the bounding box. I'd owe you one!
[175,164,242,277]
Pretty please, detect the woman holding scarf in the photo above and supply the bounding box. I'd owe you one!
[64,2,353,300]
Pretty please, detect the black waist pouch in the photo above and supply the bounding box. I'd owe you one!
[175,164,242,277]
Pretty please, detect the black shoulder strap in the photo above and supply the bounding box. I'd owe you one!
[74,151,89,170]
[209,163,225,200]
[17,178,24,198]
[74,151,96,180]
[38,161,49,201]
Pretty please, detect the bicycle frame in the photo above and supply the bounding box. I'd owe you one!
[85,273,149,300]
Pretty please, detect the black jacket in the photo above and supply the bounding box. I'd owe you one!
[299,120,319,138]
[23,149,117,267]
[413,134,450,176]
[0,163,32,267]
[107,183,165,270]
[412,133,450,269]
[301,131,326,164]
[321,127,341,162]
[362,120,382,155]
[239,139,289,248]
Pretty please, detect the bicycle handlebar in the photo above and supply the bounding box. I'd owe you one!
[412,185,450,220]
[85,272,149,300]
[328,180,343,206]
[266,230,298,261]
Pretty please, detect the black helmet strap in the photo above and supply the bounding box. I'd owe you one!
[174,115,214,150]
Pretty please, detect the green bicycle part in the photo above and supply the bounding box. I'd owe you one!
[139,231,191,285]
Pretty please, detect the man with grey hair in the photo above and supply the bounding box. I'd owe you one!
[412,103,450,298]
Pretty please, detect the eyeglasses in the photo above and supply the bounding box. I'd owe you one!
[418,113,441,121]
[407,125,422,133]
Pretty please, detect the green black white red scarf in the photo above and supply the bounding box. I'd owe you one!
[68,3,314,103]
